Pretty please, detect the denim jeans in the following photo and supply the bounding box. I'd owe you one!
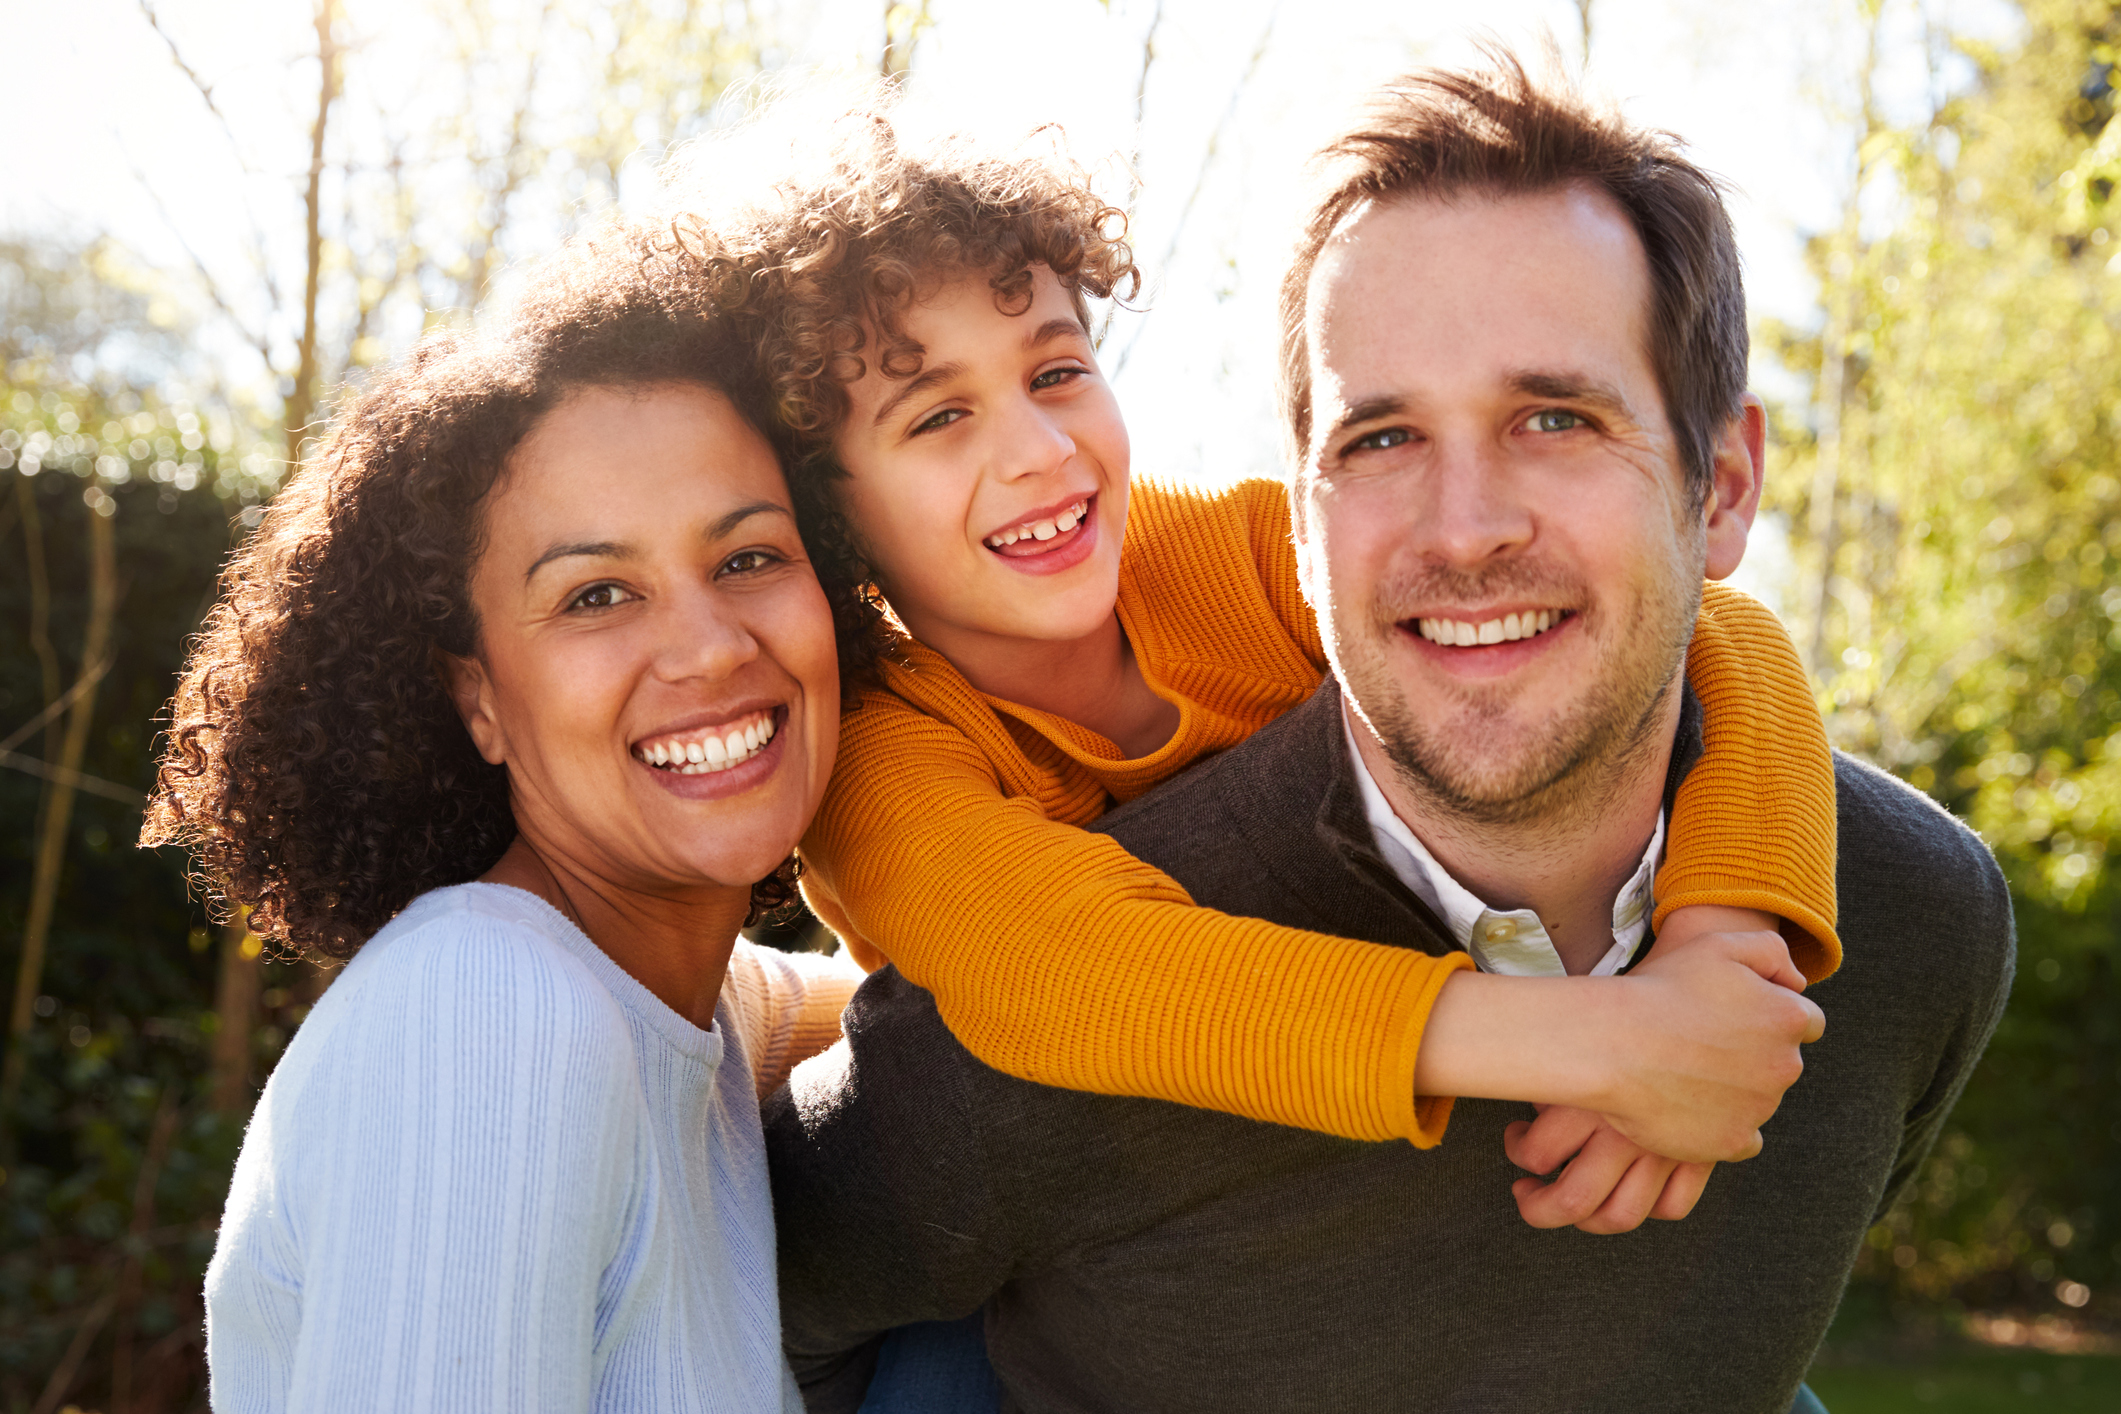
[856,1315,1002,1414]
[855,1317,1829,1414]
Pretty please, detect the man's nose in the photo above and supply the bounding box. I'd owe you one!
[1413,438,1535,566]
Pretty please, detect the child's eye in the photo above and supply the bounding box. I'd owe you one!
[719,548,784,578]
[912,407,968,435]
[1528,409,1586,433]
[1031,366,1087,391]
[567,582,636,612]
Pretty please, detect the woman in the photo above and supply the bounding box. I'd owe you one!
[142,221,860,1408]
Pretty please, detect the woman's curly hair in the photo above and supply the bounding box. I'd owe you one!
[661,96,1141,665]
[141,219,857,958]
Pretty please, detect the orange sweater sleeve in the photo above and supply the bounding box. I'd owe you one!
[801,695,1472,1147]
[1657,583,1842,981]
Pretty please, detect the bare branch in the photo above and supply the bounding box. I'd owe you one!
[135,0,253,175]
[1111,0,1280,379]
[116,150,275,368]
[285,0,344,461]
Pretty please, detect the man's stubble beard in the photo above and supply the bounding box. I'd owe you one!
[1336,556,1703,829]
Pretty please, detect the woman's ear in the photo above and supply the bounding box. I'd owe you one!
[436,647,508,766]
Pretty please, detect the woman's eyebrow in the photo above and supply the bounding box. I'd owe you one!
[707,502,795,539]
[525,540,628,583]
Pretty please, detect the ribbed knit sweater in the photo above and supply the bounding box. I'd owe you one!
[799,477,1839,1146]
[205,883,859,1411]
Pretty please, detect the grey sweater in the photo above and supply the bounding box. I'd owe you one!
[766,680,2014,1414]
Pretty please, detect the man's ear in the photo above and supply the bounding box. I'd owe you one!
[1702,395,1766,581]
[436,647,508,767]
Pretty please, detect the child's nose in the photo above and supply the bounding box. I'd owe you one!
[994,399,1076,481]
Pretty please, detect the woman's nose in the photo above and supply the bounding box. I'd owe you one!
[654,592,759,683]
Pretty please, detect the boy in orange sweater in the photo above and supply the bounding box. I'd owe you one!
[684,103,1830,1230]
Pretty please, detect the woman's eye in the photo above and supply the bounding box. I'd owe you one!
[1031,366,1086,391]
[1529,409,1585,433]
[912,407,968,435]
[1348,427,1413,454]
[567,582,635,612]
[719,548,782,577]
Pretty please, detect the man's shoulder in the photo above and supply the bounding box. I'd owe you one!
[1830,750,2015,992]
[1833,751,2009,915]
[1096,685,1336,901]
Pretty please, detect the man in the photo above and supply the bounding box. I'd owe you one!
[766,54,2014,1414]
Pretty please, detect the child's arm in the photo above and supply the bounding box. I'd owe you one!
[803,696,1820,1150]
[1659,585,1841,980]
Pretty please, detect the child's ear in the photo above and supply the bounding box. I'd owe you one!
[436,647,508,766]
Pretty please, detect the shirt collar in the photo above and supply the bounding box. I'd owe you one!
[1337,696,1664,978]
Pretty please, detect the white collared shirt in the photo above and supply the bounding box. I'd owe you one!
[1341,700,1662,978]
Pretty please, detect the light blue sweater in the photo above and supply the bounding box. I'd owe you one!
[205,882,820,1412]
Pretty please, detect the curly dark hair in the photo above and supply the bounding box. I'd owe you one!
[664,100,1141,665]
[141,218,857,957]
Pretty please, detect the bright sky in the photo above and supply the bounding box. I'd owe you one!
[2,0,2019,543]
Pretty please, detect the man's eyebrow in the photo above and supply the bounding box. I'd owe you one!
[1507,370,1635,417]
[871,360,965,429]
[1321,395,1409,448]
[525,540,627,583]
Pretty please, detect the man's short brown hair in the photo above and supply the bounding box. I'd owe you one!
[1278,48,1746,501]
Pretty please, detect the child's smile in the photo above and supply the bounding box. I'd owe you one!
[983,493,1100,574]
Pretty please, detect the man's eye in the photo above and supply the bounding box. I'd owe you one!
[567,582,635,611]
[912,407,968,435]
[1031,366,1086,391]
[1348,427,1413,454]
[1529,410,1585,433]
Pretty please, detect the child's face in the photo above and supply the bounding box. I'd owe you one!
[830,265,1130,671]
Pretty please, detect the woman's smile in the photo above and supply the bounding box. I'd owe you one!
[633,703,791,800]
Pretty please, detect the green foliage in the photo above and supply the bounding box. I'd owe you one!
[1762,0,2121,1325]
[0,366,300,1407]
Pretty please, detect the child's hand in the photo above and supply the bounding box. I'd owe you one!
[1592,926,1824,1162]
[1649,904,1785,959]
[1503,1105,1715,1233]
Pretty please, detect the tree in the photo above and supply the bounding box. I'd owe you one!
[1763,0,2121,1321]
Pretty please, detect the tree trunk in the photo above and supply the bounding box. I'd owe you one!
[2,480,119,1121]
[210,916,264,1116]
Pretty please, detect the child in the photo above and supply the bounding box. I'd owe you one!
[678,107,1836,1207]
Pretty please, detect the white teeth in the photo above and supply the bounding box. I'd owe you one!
[1417,611,1564,647]
[985,500,1089,549]
[637,713,778,775]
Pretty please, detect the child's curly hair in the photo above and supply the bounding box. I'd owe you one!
[140,218,853,957]
[662,95,1141,661]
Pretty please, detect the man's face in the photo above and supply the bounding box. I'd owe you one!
[1294,184,1751,822]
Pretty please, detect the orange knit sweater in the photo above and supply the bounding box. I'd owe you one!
[800,477,1840,1146]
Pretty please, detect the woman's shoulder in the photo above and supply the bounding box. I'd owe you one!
[278,884,638,1099]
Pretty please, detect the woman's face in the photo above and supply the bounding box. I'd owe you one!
[829,265,1131,671]
[450,381,839,898]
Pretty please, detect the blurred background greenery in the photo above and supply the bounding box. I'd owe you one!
[1,0,2116,1408]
